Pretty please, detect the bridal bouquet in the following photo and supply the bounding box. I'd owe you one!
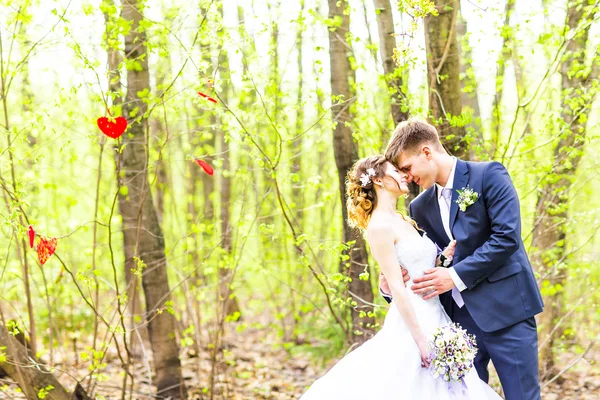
[428,323,477,383]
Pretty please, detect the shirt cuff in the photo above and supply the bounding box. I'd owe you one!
[379,286,393,300]
[449,267,467,292]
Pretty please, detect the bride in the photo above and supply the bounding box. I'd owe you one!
[300,155,502,399]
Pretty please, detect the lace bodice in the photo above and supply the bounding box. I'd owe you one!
[394,233,438,283]
[386,232,446,324]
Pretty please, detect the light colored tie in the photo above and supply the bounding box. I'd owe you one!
[441,188,452,209]
[440,188,465,308]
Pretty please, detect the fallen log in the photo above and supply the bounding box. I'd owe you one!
[0,323,91,400]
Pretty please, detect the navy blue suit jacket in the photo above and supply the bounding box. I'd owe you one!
[408,159,544,332]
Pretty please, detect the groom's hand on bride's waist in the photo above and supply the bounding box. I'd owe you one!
[379,269,410,297]
[411,268,456,300]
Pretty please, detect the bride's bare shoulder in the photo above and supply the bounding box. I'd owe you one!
[366,218,394,241]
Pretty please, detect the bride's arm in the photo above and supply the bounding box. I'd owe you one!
[367,224,429,364]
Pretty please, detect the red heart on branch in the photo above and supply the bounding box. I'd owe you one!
[97,116,128,139]
[28,225,35,248]
[194,159,214,176]
[37,237,57,265]
[197,91,218,104]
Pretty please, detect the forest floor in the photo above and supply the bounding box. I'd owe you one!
[0,322,598,399]
[193,325,600,400]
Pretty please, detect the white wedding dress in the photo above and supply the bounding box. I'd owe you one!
[300,233,502,400]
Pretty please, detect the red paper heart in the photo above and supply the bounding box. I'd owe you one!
[28,225,35,248]
[37,237,57,265]
[197,91,218,103]
[97,116,127,139]
[194,159,214,176]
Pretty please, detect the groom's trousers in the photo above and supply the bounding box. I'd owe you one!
[450,300,541,400]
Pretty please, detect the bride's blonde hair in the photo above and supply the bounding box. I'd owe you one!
[346,156,419,231]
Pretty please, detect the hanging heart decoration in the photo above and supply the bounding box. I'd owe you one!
[97,116,128,139]
[194,159,214,176]
[28,225,35,248]
[37,237,57,265]
[197,91,218,104]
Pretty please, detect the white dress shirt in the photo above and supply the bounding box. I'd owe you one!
[436,158,468,302]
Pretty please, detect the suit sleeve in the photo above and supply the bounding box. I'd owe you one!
[448,268,468,291]
[452,162,521,290]
[380,287,393,304]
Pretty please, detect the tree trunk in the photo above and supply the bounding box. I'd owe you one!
[119,1,186,397]
[312,18,330,243]
[184,83,204,357]
[201,37,216,237]
[456,10,481,161]
[0,17,37,358]
[373,0,409,127]
[19,21,36,149]
[151,36,171,226]
[103,1,149,360]
[282,0,309,342]
[532,2,597,379]
[490,0,515,159]
[372,0,418,206]
[328,0,374,343]
[217,4,240,317]
[17,16,41,354]
[0,322,91,400]
[424,0,466,158]
[291,0,305,224]
[154,120,169,226]
[187,37,209,293]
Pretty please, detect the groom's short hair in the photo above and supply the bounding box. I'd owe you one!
[385,119,444,162]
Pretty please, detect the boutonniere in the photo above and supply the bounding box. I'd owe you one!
[456,186,479,212]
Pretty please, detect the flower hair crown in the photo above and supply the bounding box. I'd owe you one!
[360,168,376,187]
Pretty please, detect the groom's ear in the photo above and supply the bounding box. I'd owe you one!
[421,145,433,160]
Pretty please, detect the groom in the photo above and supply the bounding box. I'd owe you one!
[380,119,544,400]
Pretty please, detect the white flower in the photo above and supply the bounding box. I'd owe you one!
[360,168,377,187]
[427,322,477,383]
[456,186,479,212]
[359,173,371,187]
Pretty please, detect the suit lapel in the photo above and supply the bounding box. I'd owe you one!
[424,185,451,244]
[450,159,469,231]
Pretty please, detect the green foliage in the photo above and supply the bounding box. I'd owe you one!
[37,385,54,399]
[0,0,598,395]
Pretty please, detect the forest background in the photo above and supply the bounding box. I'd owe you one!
[0,0,599,398]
